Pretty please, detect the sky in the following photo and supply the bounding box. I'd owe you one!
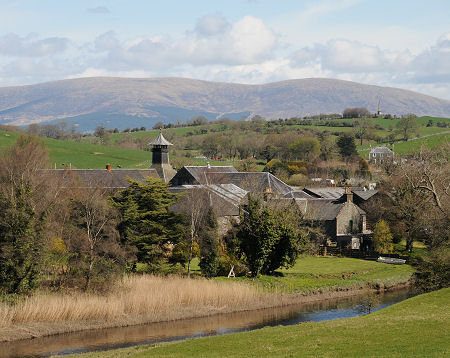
[1,0,450,99]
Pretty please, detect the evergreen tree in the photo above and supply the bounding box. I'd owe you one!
[0,184,46,293]
[0,135,54,294]
[199,208,219,277]
[111,177,185,264]
[236,195,303,276]
[337,134,357,158]
[373,219,394,253]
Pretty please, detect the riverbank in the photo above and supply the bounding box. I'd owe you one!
[68,287,450,358]
[0,257,414,343]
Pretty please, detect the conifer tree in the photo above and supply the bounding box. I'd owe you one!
[111,177,185,264]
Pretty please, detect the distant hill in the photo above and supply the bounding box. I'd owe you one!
[1,77,449,131]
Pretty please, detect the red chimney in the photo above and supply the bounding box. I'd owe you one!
[106,164,111,172]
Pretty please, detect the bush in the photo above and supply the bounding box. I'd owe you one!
[286,173,309,186]
[414,248,450,292]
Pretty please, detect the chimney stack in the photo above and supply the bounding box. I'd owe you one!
[345,187,353,203]
[106,164,111,172]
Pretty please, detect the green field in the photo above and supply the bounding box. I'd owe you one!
[69,287,450,358]
[359,132,449,158]
[0,130,238,169]
[218,256,414,294]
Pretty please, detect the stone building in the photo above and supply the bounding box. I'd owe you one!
[369,146,394,164]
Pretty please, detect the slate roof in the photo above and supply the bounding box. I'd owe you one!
[303,187,345,199]
[169,183,247,216]
[170,166,238,186]
[47,169,160,189]
[294,198,365,221]
[352,189,378,201]
[370,146,393,154]
[149,132,173,146]
[303,187,378,201]
[205,172,293,195]
[283,190,313,199]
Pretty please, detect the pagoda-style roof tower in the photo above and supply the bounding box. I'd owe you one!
[149,131,176,182]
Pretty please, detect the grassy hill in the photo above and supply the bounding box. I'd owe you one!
[0,130,236,169]
[0,114,448,169]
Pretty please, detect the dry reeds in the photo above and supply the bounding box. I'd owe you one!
[0,275,266,328]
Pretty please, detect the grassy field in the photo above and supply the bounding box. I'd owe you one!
[0,130,239,169]
[359,132,450,158]
[67,287,450,358]
[219,256,414,294]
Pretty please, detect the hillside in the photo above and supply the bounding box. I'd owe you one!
[1,77,450,131]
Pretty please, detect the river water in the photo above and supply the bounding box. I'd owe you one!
[0,288,413,357]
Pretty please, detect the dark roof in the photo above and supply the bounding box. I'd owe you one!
[293,198,365,221]
[304,187,378,201]
[169,184,246,217]
[303,187,345,199]
[47,169,160,189]
[205,172,293,195]
[149,132,173,146]
[283,190,313,199]
[170,166,238,186]
[300,199,344,220]
[352,189,378,201]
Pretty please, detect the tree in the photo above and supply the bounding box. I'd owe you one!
[353,118,373,145]
[236,195,304,276]
[94,125,106,138]
[261,145,279,162]
[359,157,371,178]
[177,187,211,276]
[372,219,394,253]
[68,187,128,290]
[187,115,208,126]
[199,208,219,277]
[336,134,357,158]
[111,177,185,264]
[0,136,58,294]
[289,137,321,161]
[396,116,419,141]
[343,107,370,118]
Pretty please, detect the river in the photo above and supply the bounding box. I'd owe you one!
[0,288,413,357]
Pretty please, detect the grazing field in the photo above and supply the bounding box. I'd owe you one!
[0,130,238,169]
[71,288,450,358]
[221,256,414,294]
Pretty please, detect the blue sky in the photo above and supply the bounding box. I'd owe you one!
[1,0,450,99]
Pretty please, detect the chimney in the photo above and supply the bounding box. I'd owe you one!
[345,187,353,203]
[106,164,111,172]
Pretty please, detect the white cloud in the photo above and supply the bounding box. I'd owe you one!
[292,39,413,73]
[93,15,278,70]
[0,33,68,57]
[194,14,229,36]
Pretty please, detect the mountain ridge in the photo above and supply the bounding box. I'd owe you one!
[1,77,449,131]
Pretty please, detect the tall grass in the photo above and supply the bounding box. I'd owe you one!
[0,275,264,328]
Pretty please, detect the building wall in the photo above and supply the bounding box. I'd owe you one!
[336,202,363,235]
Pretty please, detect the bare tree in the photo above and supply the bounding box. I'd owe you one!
[177,187,211,276]
[68,185,128,290]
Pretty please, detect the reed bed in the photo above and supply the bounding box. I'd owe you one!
[0,275,267,328]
